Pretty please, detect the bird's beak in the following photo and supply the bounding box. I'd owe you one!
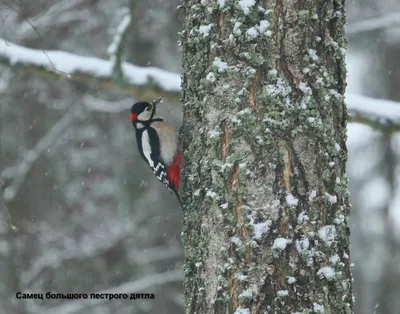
[153,96,164,107]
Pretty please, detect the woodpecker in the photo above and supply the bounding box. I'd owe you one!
[130,97,183,208]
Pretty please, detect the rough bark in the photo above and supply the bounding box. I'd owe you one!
[181,0,353,313]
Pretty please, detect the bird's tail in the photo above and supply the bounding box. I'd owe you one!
[167,151,184,210]
[173,189,185,211]
[167,151,182,190]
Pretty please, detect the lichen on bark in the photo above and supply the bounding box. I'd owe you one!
[181,0,353,313]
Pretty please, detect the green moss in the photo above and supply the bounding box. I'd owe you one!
[181,0,352,312]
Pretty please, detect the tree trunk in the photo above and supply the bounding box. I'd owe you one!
[181,0,353,313]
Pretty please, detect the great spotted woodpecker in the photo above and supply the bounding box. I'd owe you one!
[130,97,183,208]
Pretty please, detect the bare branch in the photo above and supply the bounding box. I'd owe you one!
[0,38,181,101]
[0,180,17,232]
[346,12,400,36]
[41,270,183,314]
[108,14,131,76]
[1,103,83,201]
[107,1,134,80]
[348,110,400,134]
[347,94,400,134]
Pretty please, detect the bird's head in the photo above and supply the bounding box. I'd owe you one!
[130,97,163,123]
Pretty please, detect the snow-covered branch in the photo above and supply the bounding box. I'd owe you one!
[0,38,180,100]
[346,12,400,35]
[1,103,83,201]
[42,269,183,314]
[1,38,400,134]
[347,94,400,133]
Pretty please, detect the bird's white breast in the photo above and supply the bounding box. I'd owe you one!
[141,130,154,168]
[152,121,177,166]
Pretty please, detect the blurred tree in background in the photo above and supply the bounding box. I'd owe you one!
[0,0,399,313]
[0,1,183,313]
[347,1,400,313]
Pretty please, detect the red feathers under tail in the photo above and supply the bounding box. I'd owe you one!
[167,151,182,191]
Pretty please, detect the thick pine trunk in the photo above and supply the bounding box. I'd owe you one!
[181,0,353,313]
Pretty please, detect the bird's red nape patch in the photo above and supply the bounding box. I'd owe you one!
[167,151,182,190]
[130,112,138,121]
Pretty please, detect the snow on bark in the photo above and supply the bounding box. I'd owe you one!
[181,0,354,313]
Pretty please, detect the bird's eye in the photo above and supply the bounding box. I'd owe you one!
[146,105,152,111]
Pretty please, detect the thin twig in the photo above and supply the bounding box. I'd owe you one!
[0,0,69,76]
[32,0,57,21]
